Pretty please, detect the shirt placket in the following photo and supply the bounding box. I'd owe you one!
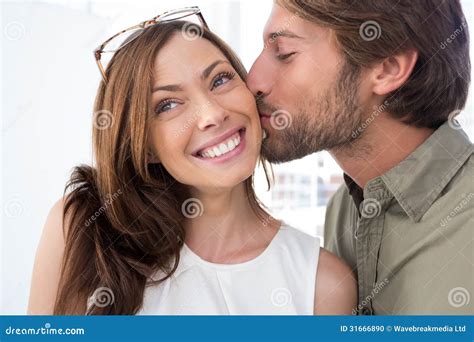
[355,178,392,315]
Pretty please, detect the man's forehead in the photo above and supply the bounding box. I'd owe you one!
[262,4,311,41]
[263,5,298,36]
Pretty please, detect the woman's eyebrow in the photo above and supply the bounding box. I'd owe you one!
[201,60,230,79]
[152,60,230,93]
[152,84,182,93]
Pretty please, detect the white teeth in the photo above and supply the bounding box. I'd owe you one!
[219,143,229,154]
[213,147,222,157]
[198,131,242,159]
[228,139,235,151]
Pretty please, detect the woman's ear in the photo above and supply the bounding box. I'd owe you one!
[147,150,160,164]
[370,49,418,96]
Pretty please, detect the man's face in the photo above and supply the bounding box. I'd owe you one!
[247,3,367,163]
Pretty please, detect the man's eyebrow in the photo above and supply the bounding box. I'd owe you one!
[266,30,304,41]
[152,60,230,93]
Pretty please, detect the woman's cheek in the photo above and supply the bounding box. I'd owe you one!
[158,122,197,179]
[220,85,258,115]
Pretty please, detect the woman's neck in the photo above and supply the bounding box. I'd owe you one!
[183,183,279,263]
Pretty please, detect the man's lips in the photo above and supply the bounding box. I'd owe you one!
[259,112,272,126]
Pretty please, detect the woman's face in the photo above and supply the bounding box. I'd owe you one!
[148,32,262,191]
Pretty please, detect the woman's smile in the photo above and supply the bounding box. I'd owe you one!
[191,127,246,164]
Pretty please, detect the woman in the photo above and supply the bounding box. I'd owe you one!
[28,8,357,315]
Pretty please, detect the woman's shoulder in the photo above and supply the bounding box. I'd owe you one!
[276,222,321,255]
[276,222,357,314]
[28,197,68,314]
[271,222,321,273]
[278,222,321,244]
[314,247,358,314]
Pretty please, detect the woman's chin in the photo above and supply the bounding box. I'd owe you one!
[203,164,256,189]
[182,155,258,191]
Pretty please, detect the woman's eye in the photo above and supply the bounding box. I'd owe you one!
[211,72,235,90]
[276,52,296,61]
[155,100,179,114]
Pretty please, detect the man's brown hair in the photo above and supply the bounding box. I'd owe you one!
[277,0,470,128]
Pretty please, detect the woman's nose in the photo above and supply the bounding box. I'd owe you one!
[195,99,229,131]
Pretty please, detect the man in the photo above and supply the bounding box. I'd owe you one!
[247,0,473,315]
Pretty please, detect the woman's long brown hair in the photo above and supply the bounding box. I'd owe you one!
[53,21,273,315]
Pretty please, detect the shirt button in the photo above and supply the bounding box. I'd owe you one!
[361,307,372,315]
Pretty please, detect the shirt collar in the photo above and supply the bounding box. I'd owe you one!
[343,122,473,222]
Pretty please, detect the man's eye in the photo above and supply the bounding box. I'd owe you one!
[155,100,179,114]
[211,71,236,90]
[276,52,296,61]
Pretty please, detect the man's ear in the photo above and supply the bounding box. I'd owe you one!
[370,49,418,96]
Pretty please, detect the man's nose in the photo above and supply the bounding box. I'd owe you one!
[247,54,273,100]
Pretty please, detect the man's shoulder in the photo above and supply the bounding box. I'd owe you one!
[435,151,474,204]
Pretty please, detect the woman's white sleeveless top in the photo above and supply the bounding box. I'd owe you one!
[137,223,321,315]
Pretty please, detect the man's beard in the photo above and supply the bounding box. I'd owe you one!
[259,62,364,164]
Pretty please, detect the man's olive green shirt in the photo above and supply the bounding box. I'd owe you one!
[324,122,474,315]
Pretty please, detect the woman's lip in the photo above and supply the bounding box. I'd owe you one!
[193,129,246,164]
[192,126,245,156]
